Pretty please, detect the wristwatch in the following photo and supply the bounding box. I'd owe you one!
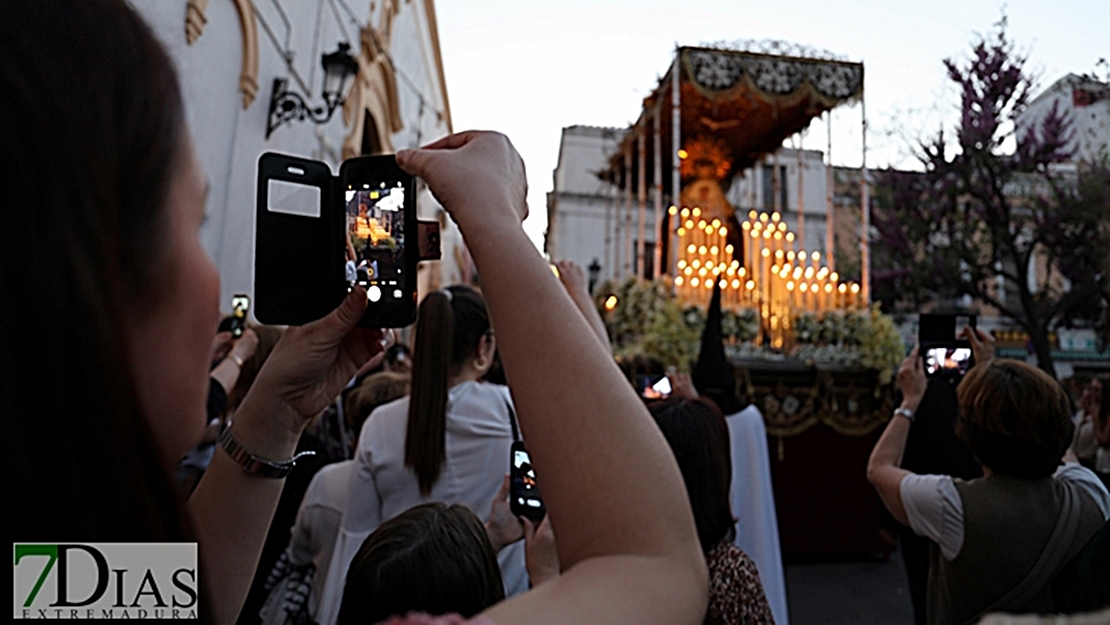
[218,424,314,478]
[893,407,915,423]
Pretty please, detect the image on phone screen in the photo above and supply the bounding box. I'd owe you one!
[345,181,406,303]
[511,448,545,520]
[924,347,972,376]
[640,375,671,399]
[230,294,250,338]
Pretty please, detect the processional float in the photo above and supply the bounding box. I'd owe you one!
[603,43,869,349]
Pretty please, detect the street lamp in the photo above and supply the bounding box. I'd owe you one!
[266,43,360,139]
[588,258,602,294]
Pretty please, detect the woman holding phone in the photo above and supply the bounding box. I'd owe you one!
[867,329,1109,623]
[4,1,707,622]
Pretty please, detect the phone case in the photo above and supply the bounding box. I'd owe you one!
[256,153,344,326]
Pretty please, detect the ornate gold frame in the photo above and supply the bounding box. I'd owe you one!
[185,0,260,109]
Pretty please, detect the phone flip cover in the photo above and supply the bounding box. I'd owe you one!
[255,152,345,326]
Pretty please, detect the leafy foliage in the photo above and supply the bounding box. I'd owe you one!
[596,278,701,372]
[870,19,1110,375]
[791,307,906,383]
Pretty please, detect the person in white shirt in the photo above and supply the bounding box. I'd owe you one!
[317,285,526,625]
[868,328,1110,624]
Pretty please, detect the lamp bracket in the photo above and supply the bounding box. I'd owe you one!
[266,77,339,139]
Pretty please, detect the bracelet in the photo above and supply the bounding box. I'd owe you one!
[218,424,314,478]
[229,353,245,368]
[894,407,915,424]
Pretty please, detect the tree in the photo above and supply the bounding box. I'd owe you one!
[871,19,1110,377]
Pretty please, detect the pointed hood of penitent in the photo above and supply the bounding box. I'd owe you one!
[691,281,745,415]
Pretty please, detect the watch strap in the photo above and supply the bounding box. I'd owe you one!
[894,407,915,423]
[218,424,314,478]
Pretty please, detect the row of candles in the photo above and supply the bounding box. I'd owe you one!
[669,206,865,348]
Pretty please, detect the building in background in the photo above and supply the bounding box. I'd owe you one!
[133,0,468,313]
[545,126,627,283]
[1017,73,1110,164]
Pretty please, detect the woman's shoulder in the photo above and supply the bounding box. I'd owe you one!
[452,380,511,402]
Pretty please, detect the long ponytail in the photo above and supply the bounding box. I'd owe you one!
[406,285,490,495]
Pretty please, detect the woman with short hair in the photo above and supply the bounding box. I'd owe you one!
[868,329,1110,624]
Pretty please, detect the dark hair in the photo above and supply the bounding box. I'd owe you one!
[2,0,192,546]
[345,371,411,437]
[956,359,1075,479]
[648,398,735,554]
[406,285,491,495]
[336,503,505,624]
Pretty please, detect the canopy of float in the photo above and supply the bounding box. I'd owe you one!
[604,44,863,195]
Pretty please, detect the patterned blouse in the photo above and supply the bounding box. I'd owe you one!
[706,540,776,625]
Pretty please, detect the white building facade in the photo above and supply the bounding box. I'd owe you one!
[132,0,463,313]
[1018,73,1110,164]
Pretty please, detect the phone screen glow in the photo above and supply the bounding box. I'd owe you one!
[345,182,406,302]
[925,347,972,375]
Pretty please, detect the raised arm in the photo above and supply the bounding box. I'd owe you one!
[398,132,707,625]
[554,259,611,352]
[867,345,927,525]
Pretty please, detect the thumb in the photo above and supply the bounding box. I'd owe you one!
[522,517,535,541]
[325,287,369,333]
[396,148,437,179]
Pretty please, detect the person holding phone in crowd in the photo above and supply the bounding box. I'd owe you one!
[316,286,526,625]
[5,3,707,624]
[867,327,1110,623]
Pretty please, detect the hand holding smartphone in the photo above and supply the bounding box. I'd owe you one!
[255,152,441,329]
[510,441,546,521]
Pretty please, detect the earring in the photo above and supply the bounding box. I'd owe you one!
[474,358,488,370]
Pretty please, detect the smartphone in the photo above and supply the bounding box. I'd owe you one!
[230,294,250,338]
[341,156,418,327]
[919,314,977,377]
[509,441,546,521]
[255,152,426,329]
[639,374,672,399]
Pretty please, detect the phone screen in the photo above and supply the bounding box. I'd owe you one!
[641,375,672,399]
[924,346,973,376]
[230,295,250,338]
[511,446,545,520]
[345,180,407,304]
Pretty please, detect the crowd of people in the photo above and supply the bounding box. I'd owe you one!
[5,2,1109,625]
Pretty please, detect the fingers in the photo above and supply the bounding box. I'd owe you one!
[522,517,536,541]
[396,131,495,176]
[497,473,511,500]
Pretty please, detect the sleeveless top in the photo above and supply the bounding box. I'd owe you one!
[926,473,1105,624]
